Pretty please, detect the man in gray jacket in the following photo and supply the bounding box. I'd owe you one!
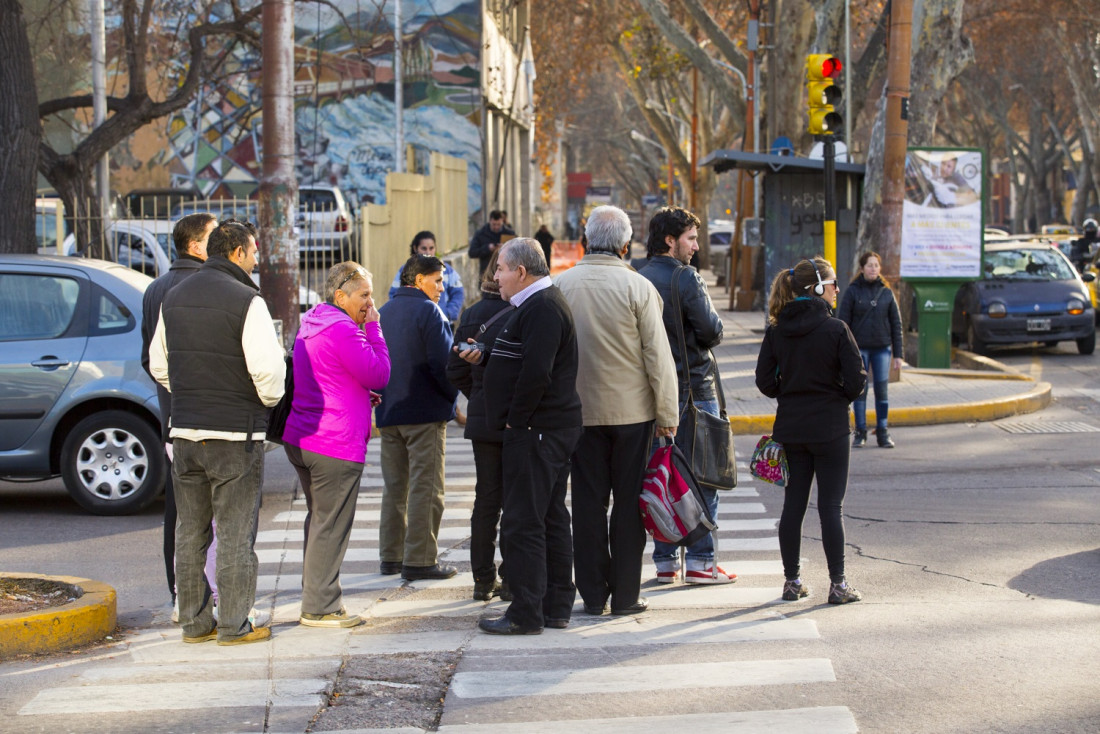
[640,206,736,585]
[556,205,679,616]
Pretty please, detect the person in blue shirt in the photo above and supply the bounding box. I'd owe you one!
[389,231,464,322]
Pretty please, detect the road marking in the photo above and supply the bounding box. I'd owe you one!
[436,706,858,733]
[450,658,835,698]
[19,679,327,714]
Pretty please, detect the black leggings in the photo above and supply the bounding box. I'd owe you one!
[778,433,851,583]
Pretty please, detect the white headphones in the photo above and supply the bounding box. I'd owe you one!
[803,260,826,296]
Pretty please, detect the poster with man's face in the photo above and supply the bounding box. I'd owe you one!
[901,149,984,279]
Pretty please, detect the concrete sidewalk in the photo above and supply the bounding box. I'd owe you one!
[704,277,1051,435]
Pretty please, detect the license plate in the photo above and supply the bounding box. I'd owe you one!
[1027,318,1051,331]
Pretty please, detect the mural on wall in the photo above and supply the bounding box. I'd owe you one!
[159,0,483,213]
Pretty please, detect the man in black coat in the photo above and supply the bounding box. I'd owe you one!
[469,210,516,277]
[478,238,583,635]
[140,212,217,613]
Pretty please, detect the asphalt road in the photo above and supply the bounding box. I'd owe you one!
[0,343,1098,733]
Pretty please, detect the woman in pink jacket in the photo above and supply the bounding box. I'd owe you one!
[283,261,390,628]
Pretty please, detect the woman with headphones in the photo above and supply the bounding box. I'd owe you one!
[755,257,867,605]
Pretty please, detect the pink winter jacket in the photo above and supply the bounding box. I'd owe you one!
[282,303,390,463]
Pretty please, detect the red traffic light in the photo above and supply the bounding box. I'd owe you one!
[807,54,843,80]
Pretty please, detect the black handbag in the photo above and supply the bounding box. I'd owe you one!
[670,267,737,491]
[266,352,295,445]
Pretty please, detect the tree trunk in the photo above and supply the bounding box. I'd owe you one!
[0,0,40,254]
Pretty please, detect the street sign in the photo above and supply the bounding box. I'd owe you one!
[586,186,612,203]
[642,194,661,207]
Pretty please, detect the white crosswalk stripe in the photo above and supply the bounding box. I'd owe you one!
[15,424,857,731]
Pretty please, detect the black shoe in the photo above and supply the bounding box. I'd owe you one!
[402,563,458,581]
[472,579,500,601]
[611,597,649,615]
[852,429,867,448]
[582,602,609,616]
[478,615,542,635]
[544,617,569,629]
[877,429,895,448]
[379,561,402,575]
[498,581,513,601]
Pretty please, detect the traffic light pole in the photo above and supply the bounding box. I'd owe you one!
[823,135,837,267]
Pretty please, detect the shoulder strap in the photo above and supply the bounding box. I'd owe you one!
[478,304,514,334]
[670,266,727,413]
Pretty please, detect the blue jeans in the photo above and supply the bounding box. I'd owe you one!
[853,347,891,432]
[652,398,721,564]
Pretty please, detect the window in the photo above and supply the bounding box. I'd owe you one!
[90,283,134,335]
[0,274,79,340]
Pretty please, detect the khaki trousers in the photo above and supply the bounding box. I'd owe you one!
[378,422,447,567]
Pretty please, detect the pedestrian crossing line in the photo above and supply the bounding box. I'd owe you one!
[435,706,858,734]
[449,658,835,698]
[367,586,786,618]
[714,518,777,531]
[18,678,328,715]
[718,536,781,551]
[279,500,769,516]
[641,560,782,577]
[256,571,402,593]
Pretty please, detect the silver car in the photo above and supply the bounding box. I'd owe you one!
[0,255,166,514]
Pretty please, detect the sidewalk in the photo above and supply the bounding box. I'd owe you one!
[703,275,1051,435]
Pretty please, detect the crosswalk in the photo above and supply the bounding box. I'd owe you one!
[13,427,859,732]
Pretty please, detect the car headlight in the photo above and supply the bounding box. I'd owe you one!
[988,302,1007,318]
[1067,298,1085,315]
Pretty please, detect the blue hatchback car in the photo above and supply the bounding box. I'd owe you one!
[0,255,166,514]
[951,241,1096,355]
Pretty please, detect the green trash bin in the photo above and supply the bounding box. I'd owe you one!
[907,281,963,368]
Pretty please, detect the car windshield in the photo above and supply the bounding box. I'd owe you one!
[984,248,1076,281]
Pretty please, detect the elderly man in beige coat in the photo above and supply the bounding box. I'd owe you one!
[554,205,679,616]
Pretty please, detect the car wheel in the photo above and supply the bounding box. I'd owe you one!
[966,321,987,355]
[60,411,166,515]
[1076,330,1096,355]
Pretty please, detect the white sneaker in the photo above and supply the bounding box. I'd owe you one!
[170,597,179,624]
[685,561,737,585]
[655,561,680,584]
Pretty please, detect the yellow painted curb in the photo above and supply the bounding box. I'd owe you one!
[0,573,116,659]
[728,382,1052,436]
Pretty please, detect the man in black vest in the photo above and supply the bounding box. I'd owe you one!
[149,221,285,645]
[141,212,217,616]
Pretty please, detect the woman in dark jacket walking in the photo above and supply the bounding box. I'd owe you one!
[446,251,513,601]
[756,257,867,605]
[836,251,903,448]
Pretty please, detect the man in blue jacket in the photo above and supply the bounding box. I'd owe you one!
[377,255,460,581]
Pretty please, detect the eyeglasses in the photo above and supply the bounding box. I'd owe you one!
[336,268,366,293]
[822,280,839,290]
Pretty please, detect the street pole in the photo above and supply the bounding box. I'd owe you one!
[880,0,913,285]
[823,136,837,266]
[690,68,698,212]
[394,0,405,173]
[90,0,109,229]
[260,0,299,349]
[731,0,761,311]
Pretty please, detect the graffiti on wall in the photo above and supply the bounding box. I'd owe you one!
[159,0,482,213]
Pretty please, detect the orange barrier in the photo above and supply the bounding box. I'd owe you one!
[550,240,584,275]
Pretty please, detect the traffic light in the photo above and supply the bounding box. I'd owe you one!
[806,54,843,136]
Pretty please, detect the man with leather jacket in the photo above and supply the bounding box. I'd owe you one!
[639,206,735,586]
[1071,218,1099,272]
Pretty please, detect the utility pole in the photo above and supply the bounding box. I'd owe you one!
[880,0,913,284]
[730,0,761,311]
[90,0,109,229]
[259,0,299,349]
[394,0,405,173]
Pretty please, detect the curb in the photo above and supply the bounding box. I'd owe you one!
[0,573,117,659]
[727,381,1052,436]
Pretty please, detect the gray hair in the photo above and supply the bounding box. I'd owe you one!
[584,205,632,256]
[324,261,372,303]
[499,237,550,277]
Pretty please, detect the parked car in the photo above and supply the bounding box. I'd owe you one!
[0,255,166,514]
[951,240,1096,355]
[124,187,202,219]
[297,185,355,260]
[63,219,175,277]
[708,219,735,282]
[35,198,66,253]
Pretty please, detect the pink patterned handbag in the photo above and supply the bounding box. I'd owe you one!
[749,435,788,487]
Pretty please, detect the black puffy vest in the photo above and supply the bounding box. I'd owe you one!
[161,256,268,434]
